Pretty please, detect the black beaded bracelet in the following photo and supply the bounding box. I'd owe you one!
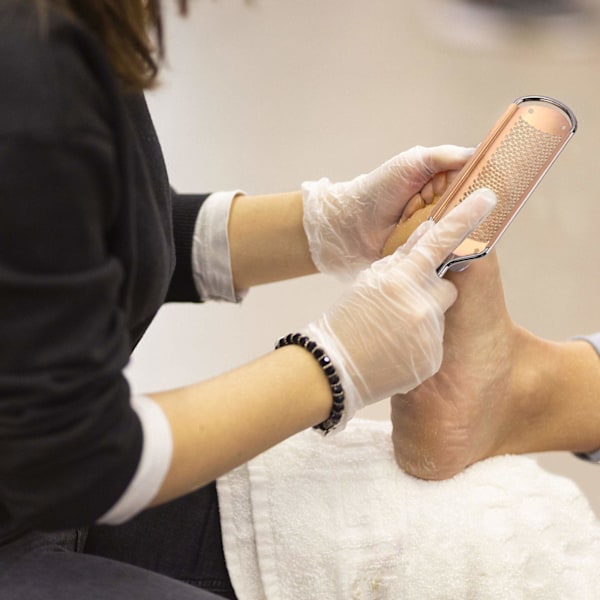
[275,333,345,434]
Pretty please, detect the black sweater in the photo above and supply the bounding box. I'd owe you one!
[0,1,207,539]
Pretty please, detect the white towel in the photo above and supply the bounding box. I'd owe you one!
[217,419,600,599]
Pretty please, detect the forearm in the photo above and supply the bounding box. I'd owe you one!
[228,191,318,289]
[502,332,600,456]
[148,344,331,506]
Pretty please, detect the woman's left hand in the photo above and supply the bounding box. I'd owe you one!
[301,145,473,279]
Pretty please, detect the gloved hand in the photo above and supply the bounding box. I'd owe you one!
[304,188,496,431]
[302,145,474,279]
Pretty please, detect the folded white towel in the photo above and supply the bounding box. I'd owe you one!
[218,419,600,599]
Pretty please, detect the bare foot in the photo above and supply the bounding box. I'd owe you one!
[390,251,528,479]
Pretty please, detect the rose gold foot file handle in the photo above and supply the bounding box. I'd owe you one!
[432,95,577,277]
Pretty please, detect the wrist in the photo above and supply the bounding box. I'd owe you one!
[301,178,371,279]
[275,333,347,433]
[304,321,366,429]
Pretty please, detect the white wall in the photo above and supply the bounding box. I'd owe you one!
[129,0,600,514]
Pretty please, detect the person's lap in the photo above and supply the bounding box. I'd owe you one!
[0,483,237,600]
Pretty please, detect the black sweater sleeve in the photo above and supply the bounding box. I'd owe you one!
[0,4,143,530]
[166,191,210,302]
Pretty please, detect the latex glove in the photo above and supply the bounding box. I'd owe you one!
[305,188,496,431]
[302,145,473,279]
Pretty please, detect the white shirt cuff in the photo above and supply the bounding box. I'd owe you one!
[97,395,173,525]
[192,190,247,303]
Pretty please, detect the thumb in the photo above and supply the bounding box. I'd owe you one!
[411,188,497,271]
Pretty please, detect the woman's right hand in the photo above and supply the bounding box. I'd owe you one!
[305,188,497,429]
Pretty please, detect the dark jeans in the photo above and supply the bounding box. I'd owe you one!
[0,483,238,599]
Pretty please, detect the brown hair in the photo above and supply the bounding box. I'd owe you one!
[47,0,188,91]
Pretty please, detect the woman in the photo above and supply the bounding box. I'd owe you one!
[0,1,494,598]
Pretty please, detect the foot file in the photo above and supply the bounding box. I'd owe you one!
[383,96,577,276]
